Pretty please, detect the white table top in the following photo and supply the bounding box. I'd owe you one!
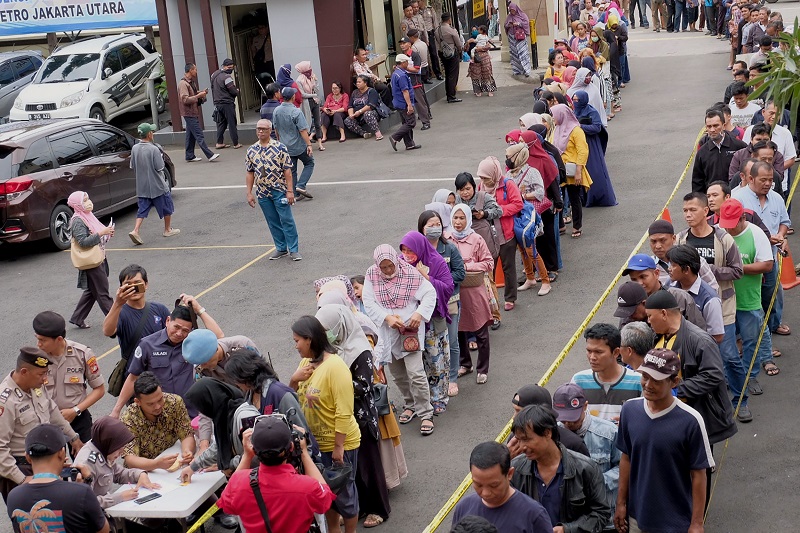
[105,445,226,519]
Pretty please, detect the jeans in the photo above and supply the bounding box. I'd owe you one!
[290,151,315,192]
[630,0,650,26]
[257,191,299,253]
[448,305,461,382]
[736,308,772,383]
[674,0,687,30]
[761,256,783,334]
[620,53,631,83]
[719,323,748,405]
[184,116,214,160]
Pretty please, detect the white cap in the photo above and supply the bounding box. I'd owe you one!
[395,54,411,63]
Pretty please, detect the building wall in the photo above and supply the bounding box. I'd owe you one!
[267,0,323,88]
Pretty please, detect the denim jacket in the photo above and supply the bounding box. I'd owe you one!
[580,416,621,510]
[511,443,611,533]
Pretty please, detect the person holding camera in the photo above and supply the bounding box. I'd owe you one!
[217,416,335,533]
[7,424,109,533]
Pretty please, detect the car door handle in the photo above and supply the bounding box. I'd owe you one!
[105,166,118,173]
[61,172,73,179]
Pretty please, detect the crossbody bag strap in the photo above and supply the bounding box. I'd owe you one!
[123,302,151,361]
[249,467,274,533]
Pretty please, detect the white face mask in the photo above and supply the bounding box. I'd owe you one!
[83,199,94,212]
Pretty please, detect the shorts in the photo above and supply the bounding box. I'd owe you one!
[137,194,174,219]
[319,448,359,518]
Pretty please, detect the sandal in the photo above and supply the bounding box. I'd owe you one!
[572,229,582,238]
[398,409,417,424]
[559,227,567,235]
[70,320,90,329]
[469,341,478,351]
[420,419,435,436]
[458,366,473,377]
[748,378,763,395]
[773,324,791,336]
[318,145,325,151]
[375,134,384,141]
[433,401,447,415]
[563,215,572,224]
[762,361,780,376]
[773,349,782,358]
[448,382,459,396]
[232,144,243,149]
[215,144,230,149]
[364,514,385,528]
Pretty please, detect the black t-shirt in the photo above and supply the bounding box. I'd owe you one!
[686,230,716,262]
[7,480,106,533]
[116,301,170,362]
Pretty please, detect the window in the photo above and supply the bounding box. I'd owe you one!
[137,37,157,55]
[102,50,123,76]
[17,138,54,177]
[49,132,93,167]
[86,129,131,155]
[0,62,13,88]
[12,57,38,78]
[118,44,145,69]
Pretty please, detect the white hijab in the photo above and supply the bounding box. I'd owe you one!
[315,304,373,367]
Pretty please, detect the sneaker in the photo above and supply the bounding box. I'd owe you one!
[296,188,314,199]
[209,153,220,162]
[737,404,753,423]
[290,252,303,261]
[538,284,552,296]
[476,373,488,384]
[490,319,501,331]
[128,231,143,245]
[269,250,289,260]
[187,157,202,162]
[163,228,181,237]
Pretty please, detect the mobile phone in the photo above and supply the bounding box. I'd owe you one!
[60,467,78,481]
[134,493,162,505]
[240,415,258,431]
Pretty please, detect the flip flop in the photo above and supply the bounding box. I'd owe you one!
[469,341,478,351]
[215,144,230,149]
[318,146,325,151]
[762,361,780,376]
[364,514,385,528]
[398,409,417,424]
[773,324,791,336]
[773,349,782,358]
[572,229,582,238]
[458,366,473,377]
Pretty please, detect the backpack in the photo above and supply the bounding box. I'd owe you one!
[514,201,544,248]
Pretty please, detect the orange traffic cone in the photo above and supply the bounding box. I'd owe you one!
[495,257,505,288]
[661,208,672,223]
[780,244,800,290]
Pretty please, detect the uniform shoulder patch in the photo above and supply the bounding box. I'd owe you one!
[0,388,10,404]
[88,451,97,464]
[134,346,143,359]
[87,356,99,374]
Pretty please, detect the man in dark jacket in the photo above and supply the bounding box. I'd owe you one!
[510,405,611,533]
[692,108,747,192]
[211,58,241,149]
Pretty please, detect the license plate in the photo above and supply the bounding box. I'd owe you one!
[28,113,50,120]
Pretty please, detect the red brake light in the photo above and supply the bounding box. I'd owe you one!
[1,178,33,194]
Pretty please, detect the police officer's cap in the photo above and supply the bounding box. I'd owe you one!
[18,346,53,368]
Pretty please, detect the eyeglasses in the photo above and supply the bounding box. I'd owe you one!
[256,128,270,132]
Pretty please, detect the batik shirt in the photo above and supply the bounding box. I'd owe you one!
[121,393,193,459]
[245,139,292,199]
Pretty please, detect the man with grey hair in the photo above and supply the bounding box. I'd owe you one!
[179,63,219,163]
[619,322,655,371]
[245,119,301,261]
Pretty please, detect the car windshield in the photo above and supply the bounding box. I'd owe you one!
[38,53,100,83]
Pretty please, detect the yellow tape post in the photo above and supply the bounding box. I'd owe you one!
[422,128,705,533]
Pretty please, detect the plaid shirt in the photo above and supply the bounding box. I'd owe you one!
[245,140,292,198]
[121,393,193,459]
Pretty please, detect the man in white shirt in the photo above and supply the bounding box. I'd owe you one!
[742,101,796,191]
[728,82,762,129]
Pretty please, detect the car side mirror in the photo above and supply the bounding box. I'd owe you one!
[103,67,113,79]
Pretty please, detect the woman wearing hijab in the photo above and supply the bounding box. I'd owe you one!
[571,91,617,208]
[561,65,578,88]
[505,3,533,76]
[399,231,454,414]
[467,25,497,97]
[276,63,302,107]
[476,156,524,312]
[504,142,552,296]
[315,304,389,529]
[446,204,494,384]
[289,315,361,533]
[315,275,358,304]
[295,61,324,151]
[589,26,610,60]
[425,189,456,232]
[362,244,437,436]
[182,378,260,477]
[519,112,542,131]
[67,191,114,329]
[74,416,159,508]
[551,104,592,239]
[567,67,607,127]
[580,51,614,120]
[431,188,457,207]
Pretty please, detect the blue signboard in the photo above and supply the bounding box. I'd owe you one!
[0,0,159,37]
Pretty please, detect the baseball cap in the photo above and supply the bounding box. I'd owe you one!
[552,383,587,422]
[614,281,648,319]
[18,347,52,368]
[395,53,411,63]
[645,290,679,310]
[252,416,292,454]
[222,58,235,67]
[512,384,552,407]
[639,348,681,381]
[648,219,675,236]
[719,198,744,229]
[32,311,66,339]
[399,37,411,44]
[622,254,657,276]
[26,424,67,457]
[182,329,220,365]
[137,123,157,137]
[281,86,297,99]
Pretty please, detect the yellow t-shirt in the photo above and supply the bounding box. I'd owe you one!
[296,355,361,452]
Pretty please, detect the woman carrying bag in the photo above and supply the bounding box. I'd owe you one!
[68,191,114,329]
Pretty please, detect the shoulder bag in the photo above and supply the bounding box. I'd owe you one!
[470,192,501,259]
[438,26,456,58]
[107,302,151,397]
[372,383,390,416]
[70,239,104,270]
[249,467,322,533]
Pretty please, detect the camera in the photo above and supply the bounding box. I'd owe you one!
[255,412,309,473]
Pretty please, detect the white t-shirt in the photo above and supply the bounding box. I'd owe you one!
[743,123,797,189]
[729,101,761,128]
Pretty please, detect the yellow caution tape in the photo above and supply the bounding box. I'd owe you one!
[185,503,219,533]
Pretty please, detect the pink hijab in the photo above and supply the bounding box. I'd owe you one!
[67,191,106,236]
[562,66,578,87]
[550,104,582,153]
[366,244,424,310]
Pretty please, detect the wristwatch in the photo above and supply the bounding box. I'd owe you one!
[73,406,82,417]
[197,307,206,316]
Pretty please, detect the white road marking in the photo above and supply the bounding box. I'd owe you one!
[173,177,454,191]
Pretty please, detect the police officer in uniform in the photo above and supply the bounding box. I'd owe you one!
[33,311,106,445]
[0,347,83,502]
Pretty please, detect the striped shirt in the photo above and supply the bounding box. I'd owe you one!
[571,367,643,423]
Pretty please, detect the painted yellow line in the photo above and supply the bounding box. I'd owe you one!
[64,244,272,252]
[95,246,275,361]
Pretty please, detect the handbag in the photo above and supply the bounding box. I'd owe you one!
[108,303,151,397]
[376,99,391,119]
[461,271,486,288]
[70,239,104,270]
[438,27,456,58]
[372,383,390,416]
[532,195,554,215]
[399,326,420,353]
[513,27,527,41]
[564,162,578,178]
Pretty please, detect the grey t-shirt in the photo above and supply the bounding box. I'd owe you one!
[131,141,168,199]
[272,102,309,156]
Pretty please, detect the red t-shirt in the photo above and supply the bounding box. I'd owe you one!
[217,464,336,533]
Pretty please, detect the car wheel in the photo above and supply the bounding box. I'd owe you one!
[50,204,73,250]
[155,92,166,114]
[89,105,106,122]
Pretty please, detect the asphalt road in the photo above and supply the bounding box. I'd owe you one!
[1,22,799,533]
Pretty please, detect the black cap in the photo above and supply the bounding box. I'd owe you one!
[32,311,66,339]
[399,37,411,44]
[512,385,552,407]
[614,282,648,319]
[407,28,420,37]
[252,416,292,454]
[222,58,235,67]
[26,424,67,457]
[648,219,675,236]
[645,290,679,310]
[18,347,52,368]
